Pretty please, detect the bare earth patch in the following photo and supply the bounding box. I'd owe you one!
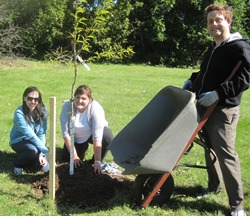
[31,162,134,208]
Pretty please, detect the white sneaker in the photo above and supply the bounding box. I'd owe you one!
[231,210,246,216]
[14,167,23,175]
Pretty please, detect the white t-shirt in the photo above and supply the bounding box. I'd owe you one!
[60,100,108,144]
[74,109,92,143]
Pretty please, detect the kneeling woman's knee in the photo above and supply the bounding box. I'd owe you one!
[28,146,40,158]
[103,127,114,144]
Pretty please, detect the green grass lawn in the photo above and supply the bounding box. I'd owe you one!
[0,59,249,216]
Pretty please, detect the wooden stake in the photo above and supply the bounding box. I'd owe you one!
[49,97,56,200]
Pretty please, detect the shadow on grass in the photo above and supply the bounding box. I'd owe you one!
[56,182,230,216]
[120,184,230,215]
[0,147,63,183]
[168,185,229,215]
[0,150,16,174]
[0,187,42,202]
[164,198,229,215]
[0,147,64,171]
[0,150,230,215]
[0,150,46,203]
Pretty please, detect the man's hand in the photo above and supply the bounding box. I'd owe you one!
[198,91,219,107]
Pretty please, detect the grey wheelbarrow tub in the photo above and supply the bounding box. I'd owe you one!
[108,85,200,175]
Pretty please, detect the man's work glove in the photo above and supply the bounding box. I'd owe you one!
[182,80,192,90]
[198,91,219,107]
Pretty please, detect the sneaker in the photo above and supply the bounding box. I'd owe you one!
[14,167,23,175]
[231,210,246,216]
[197,189,210,199]
[196,188,223,200]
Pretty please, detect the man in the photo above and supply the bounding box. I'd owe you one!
[183,3,250,216]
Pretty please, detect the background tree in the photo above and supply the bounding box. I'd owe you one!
[226,0,250,37]
[129,0,249,67]
[129,0,176,65]
[161,0,212,67]
[0,4,24,57]
[1,0,249,67]
[2,0,67,58]
[77,0,134,63]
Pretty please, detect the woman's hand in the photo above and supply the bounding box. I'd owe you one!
[39,154,50,172]
[93,160,102,174]
[93,140,102,174]
[39,155,47,166]
[74,155,83,168]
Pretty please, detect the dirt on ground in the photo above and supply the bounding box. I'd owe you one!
[31,162,134,208]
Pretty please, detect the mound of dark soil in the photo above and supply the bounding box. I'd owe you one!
[31,162,134,208]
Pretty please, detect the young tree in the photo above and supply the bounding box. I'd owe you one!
[89,0,134,63]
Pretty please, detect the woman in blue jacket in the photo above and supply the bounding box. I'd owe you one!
[10,86,50,175]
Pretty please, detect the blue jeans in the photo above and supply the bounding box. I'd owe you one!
[11,140,42,171]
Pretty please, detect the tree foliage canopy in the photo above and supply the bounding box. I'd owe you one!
[0,0,249,67]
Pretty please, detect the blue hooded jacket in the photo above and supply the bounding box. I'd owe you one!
[9,106,49,154]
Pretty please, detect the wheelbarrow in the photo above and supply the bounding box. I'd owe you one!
[108,85,217,207]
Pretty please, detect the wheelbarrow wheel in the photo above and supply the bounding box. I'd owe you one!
[134,173,174,206]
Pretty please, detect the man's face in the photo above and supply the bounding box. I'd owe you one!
[207,10,231,41]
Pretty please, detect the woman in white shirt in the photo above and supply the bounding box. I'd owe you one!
[60,85,114,174]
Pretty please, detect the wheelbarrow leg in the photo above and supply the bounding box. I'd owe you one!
[141,172,171,208]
